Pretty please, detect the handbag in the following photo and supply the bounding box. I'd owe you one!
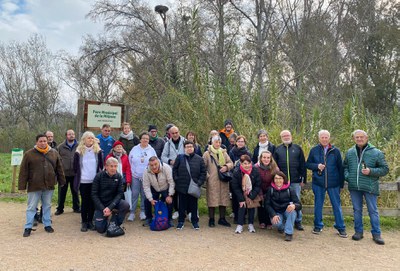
[124,186,133,211]
[150,201,170,231]
[210,155,232,182]
[185,158,201,198]
[106,215,125,237]
[245,194,261,209]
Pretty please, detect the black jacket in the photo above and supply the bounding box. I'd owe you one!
[264,186,302,217]
[149,137,166,159]
[229,146,252,164]
[252,142,276,164]
[231,167,261,202]
[119,136,139,155]
[273,143,307,183]
[91,170,124,211]
[172,153,206,194]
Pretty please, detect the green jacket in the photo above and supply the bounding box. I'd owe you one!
[343,143,389,195]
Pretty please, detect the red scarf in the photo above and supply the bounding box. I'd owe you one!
[240,164,252,175]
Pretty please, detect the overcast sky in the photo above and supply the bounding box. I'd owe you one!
[0,0,175,56]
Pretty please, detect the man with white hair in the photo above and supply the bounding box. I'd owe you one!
[273,130,306,230]
[306,130,347,237]
[344,129,388,245]
[91,157,129,234]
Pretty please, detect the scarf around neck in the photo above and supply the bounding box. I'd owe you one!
[120,130,134,140]
[35,145,50,154]
[219,128,234,138]
[210,145,225,165]
[257,162,271,171]
[240,164,252,175]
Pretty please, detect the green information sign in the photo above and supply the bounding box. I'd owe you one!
[11,148,23,166]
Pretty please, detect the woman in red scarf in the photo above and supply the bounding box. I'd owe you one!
[231,155,261,234]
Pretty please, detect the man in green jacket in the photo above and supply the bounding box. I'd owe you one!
[343,129,389,245]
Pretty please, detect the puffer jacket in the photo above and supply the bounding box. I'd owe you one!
[343,143,389,195]
[173,153,206,194]
[91,170,124,211]
[306,144,344,188]
[273,143,307,184]
[143,162,175,200]
[264,183,302,216]
[18,148,66,192]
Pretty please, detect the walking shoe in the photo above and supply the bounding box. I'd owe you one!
[235,225,243,234]
[248,224,256,233]
[352,232,364,241]
[23,228,32,237]
[338,229,348,238]
[44,226,54,233]
[218,218,231,227]
[87,222,96,231]
[54,210,64,216]
[176,222,184,230]
[208,218,215,227]
[192,222,200,230]
[312,228,322,234]
[294,222,304,231]
[142,219,151,227]
[172,211,179,220]
[81,223,88,232]
[372,234,385,245]
[127,213,135,222]
[285,234,293,241]
[139,212,147,221]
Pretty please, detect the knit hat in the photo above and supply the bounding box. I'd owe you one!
[224,119,233,127]
[112,140,124,148]
[165,123,175,132]
[148,125,157,132]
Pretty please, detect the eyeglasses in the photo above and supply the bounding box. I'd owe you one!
[237,141,245,143]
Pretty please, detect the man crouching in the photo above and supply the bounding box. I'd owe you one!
[92,157,129,234]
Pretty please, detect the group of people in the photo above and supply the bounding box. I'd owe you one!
[18,120,389,245]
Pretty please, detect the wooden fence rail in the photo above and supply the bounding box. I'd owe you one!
[301,178,400,217]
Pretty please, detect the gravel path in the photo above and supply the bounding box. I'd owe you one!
[0,202,399,270]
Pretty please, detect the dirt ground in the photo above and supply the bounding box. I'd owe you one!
[0,202,399,271]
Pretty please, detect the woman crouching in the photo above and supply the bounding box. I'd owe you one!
[264,171,302,241]
[231,154,261,234]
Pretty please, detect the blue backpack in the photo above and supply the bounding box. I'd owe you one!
[150,201,170,231]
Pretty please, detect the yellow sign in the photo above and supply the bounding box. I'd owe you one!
[11,148,23,166]
[87,103,122,128]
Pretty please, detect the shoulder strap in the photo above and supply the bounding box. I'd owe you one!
[184,156,193,180]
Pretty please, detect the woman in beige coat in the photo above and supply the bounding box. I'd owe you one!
[203,136,234,227]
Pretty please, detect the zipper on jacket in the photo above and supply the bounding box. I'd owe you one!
[286,145,290,182]
[356,146,368,190]
[324,147,334,189]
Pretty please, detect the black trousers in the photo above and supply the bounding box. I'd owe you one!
[177,192,198,223]
[57,176,80,212]
[144,188,173,220]
[80,183,94,223]
[258,201,272,225]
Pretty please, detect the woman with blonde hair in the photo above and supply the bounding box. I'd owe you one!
[73,131,104,232]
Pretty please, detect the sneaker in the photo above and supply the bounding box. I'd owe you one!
[338,229,348,238]
[172,211,179,220]
[248,224,256,233]
[176,222,184,230]
[235,225,243,234]
[285,234,293,241]
[81,223,88,232]
[127,213,135,222]
[142,219,151,227]
[44,226,54,233]
[54,210,63,216]
[352,232,364,241]
[208,218,215,228]
[192,222,200,230]
[23,228,32,237]
[312,228,322,234]
[295,222,304,231]
[372,234,385,245]
[218,218,231,227]
[139,212,147,221]
[87,222,96,231]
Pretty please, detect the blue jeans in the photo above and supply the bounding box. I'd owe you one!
[312,184,345,231]
[290,182,302,223]
[130,177,145,215]
[272,210,297,235]
[25,190,54,229]
[94,200,130,234]
[350,190,381,235]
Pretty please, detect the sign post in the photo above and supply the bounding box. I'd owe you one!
[11,148,23,193]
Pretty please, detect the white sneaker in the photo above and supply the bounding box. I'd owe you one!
[127,213,135,221]
[187,212,192,222]
[172,211,179,220]
[248,224,256,233]
[235,225,243,234]
[139,212,146,221]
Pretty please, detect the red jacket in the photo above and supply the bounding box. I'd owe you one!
[105,153,132,184]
